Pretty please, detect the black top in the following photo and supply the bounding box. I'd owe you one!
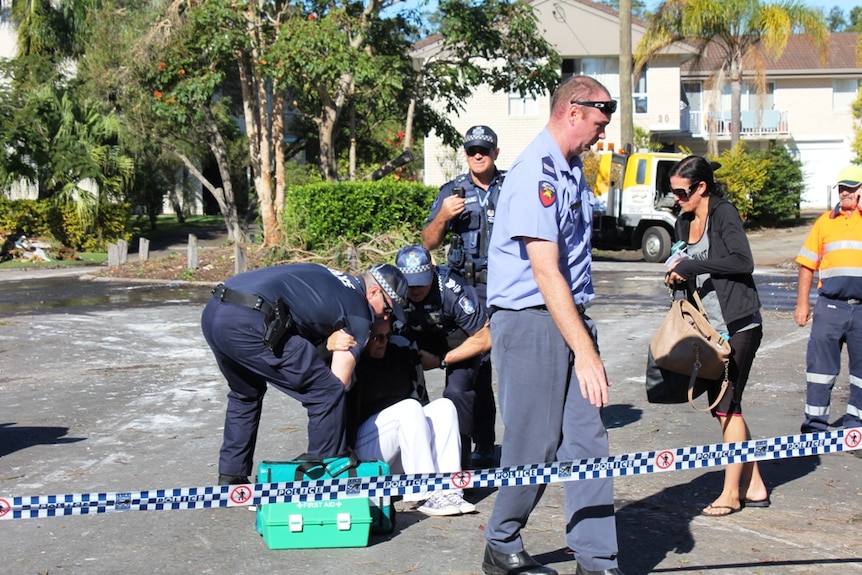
[403,267,488,357]
[224,263,373,359]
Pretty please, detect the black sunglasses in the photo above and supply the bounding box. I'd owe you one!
[671,182,701,199]
[380,291,394,317]
[466,146,491,156]
[571,100,617,114]
[372,332,392,344]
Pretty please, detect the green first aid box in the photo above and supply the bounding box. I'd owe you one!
[257,498,372,550]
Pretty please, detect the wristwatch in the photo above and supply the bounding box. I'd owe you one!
[439,358,448,370]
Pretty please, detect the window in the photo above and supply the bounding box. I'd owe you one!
[561,58,620,99]
[508,92,538,116]
[683,82,702,113]
[833,79,860,112]
[634,67,647,114]
[746,82,774,111]
[721,82,775,111]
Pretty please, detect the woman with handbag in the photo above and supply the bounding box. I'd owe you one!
[664,155,769,516]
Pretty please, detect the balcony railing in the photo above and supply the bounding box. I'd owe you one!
[688,110,790,137]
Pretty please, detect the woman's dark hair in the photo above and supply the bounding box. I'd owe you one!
[669,155,726,198]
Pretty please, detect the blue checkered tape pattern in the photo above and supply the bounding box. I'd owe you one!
[2,429,859,520]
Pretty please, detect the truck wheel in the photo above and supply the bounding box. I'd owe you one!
[641,226,671,263]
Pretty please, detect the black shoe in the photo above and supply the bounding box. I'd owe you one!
[218,474,249,486]
[575,566,625,575]
[800,424,825,434]
[482,545,558,575]
[472,444,496,468]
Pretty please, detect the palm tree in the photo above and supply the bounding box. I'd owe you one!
[11,0,96,59]
[635,0,829,148]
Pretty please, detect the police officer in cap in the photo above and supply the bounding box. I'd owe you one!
[396,244,491,469]
[201,262,408,486]
[422,125,503,467]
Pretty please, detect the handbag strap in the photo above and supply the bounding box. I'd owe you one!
[667,282,709,318]
[687,346,730,412]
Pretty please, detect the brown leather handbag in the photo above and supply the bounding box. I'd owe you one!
[648,290,730,411]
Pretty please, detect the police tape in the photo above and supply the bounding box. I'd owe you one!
[2,428,860,521]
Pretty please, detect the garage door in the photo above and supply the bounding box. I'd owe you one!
[796,141,851,210]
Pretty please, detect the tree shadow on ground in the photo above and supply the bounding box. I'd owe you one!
[529,454,825,574]
[613,455,822,575]
[0,422,86,457]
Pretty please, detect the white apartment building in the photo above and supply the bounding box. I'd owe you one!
[422,0,862,210]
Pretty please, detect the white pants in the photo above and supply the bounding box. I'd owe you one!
[354,398,462,502]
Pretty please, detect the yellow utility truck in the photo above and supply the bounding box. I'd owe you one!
[591,149,686,262]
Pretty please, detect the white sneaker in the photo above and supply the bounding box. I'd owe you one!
[416,492,461,516]
[443,491,477,514]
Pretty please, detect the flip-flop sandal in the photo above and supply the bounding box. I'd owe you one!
[743,498,771,508]
[702,504,742,517]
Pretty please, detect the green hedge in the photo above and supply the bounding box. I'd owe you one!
[0,198,130,252]
[285,180,438,249]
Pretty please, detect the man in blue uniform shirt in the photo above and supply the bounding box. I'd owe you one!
[481,76,624,575]
[201,262,408,486]
[422,125,503,467]
[395,244,492,469]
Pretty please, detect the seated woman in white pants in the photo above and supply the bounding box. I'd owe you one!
[331,318,476,516]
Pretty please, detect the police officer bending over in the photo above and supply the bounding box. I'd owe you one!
[201,262,408,486]
[396,244,491,470]
[422,125,503,466]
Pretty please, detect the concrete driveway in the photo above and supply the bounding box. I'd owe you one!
[1,219,860,575]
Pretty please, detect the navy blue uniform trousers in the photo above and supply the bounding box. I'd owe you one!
[485,309,619,572]
[803,297,862,430]
[201,297,347,477]
[458,281,495,447]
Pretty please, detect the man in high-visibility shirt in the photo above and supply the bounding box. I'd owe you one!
[795,164,862,444]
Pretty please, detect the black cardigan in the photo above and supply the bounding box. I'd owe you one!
[672,197,761,326]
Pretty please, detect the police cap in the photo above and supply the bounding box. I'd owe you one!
[463,125,497,150]
[395,245,434,287]
[368,263,408,322]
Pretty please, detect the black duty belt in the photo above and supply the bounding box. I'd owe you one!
[824,295,862,305]
[490,303,586,315]
[212,284,274,317]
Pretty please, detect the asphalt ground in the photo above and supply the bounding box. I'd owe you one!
[1,220,860,575]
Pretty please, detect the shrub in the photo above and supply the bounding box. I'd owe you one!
[712,143,768,221]
[750,143,805,225]
[285,180,438,250]
[0,198,130,252]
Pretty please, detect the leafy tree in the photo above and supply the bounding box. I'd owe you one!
[827,6,847,32]
[416,0,561,149]
[712,143,768,220]
[123,0,559,247]
[0,56,133,230]
[635,0,828,149]
[850,89,862,164]
[851,6,862,30]
[750,142,804,224]
[0,0,137,240]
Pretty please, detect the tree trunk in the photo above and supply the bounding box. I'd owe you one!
[730,55,743,147]
[168,146,241,242]
[619,0,634,150]
[271,92,285,245]
[404,95,416,152]
[349,95,356,181]
[318,96,340,182]
[237,11,278,246]
[202,106,244,242]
